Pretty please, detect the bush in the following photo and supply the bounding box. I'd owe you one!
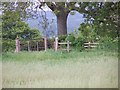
[57,33,85,51]
[58,35,67,42]
[98,36,118,51]
[78,24,98,42]
[2,39,15,52]
[73,36,85,51]
[66,32,85,51]
[65,33,75,42]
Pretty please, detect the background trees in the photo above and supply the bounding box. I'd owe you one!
[39,2,89,35]
[82,2,119,39]
[2,2,119,36]
[1,2,119,52]
[2,10,41,40]
[1,2,91,35]
[2,10,41,52]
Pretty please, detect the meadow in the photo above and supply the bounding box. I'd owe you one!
[2,49,118,88]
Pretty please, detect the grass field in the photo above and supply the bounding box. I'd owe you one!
[2,49,118,88]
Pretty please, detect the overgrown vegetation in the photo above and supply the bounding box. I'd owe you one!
[2,10,41,52]
[2,49,117,62]
[2,50,118,88]
[58,24,118,52]
[2,2,119,53]
[1,2,119,88]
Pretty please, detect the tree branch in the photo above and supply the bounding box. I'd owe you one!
[45,2,56,11]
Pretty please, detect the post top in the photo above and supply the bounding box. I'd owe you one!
[16,35,19,39]
[55,37,58,39]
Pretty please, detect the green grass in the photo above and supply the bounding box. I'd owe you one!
[2,49,117,62]
[2,49,118,88]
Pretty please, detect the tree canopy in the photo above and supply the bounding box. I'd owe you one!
[82,2,119,38]
[2,10,41,40]
[2,2,119,37]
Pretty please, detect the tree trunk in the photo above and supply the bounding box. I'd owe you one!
[57,12,68,35]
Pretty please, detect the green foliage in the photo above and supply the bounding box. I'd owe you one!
[59,31,85,51]
[73,31,85,51]
[58,21,118,52]
[2,49,117,88]
[83,2,119,39]
[2,2,30,19]
[2,49,117,62]
[73,38,84,51]
[58,35,67,42]
[2,2,119,52]
[58,33,85,51]
[2,10,41,52]
[21,28,41,40]
[2,40,15,52]
[2,10,41,40]
[98,36,118,51]
[76,22,118,52]
[78,23,98,42]
[65,33,75,42]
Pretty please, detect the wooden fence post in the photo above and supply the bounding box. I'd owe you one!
[37,42,39,51]
[67,41,70,52]
[55,37,58,52]
[15,38,20,53]
[44,37,47,51]
[88,42,91,49]
[27,41,30,52]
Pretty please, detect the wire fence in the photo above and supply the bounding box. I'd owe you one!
[20,38,54,51]
[2,38,55,52]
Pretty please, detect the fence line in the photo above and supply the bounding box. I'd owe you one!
[15,37,72,52]
[15,38,54,52]
[15,37,99,53]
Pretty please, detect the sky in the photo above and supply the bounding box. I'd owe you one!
[26,11,85,37]
[1,2,85,37]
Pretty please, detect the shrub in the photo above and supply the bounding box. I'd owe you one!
[2,39,15,52]
[73,36,85,51]
[58,35,67,42]
[78,24,98,42]
[98,36,118,51]
[65,33,75,42]
[67,31,85,51]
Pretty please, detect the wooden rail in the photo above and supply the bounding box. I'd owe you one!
[84,42,99,49]
[58,41,71,52]
[16,37,100,53]
[15,38,54,52]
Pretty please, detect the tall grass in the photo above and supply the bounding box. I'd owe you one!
[2,49,117,62]
[2,49,118,88]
